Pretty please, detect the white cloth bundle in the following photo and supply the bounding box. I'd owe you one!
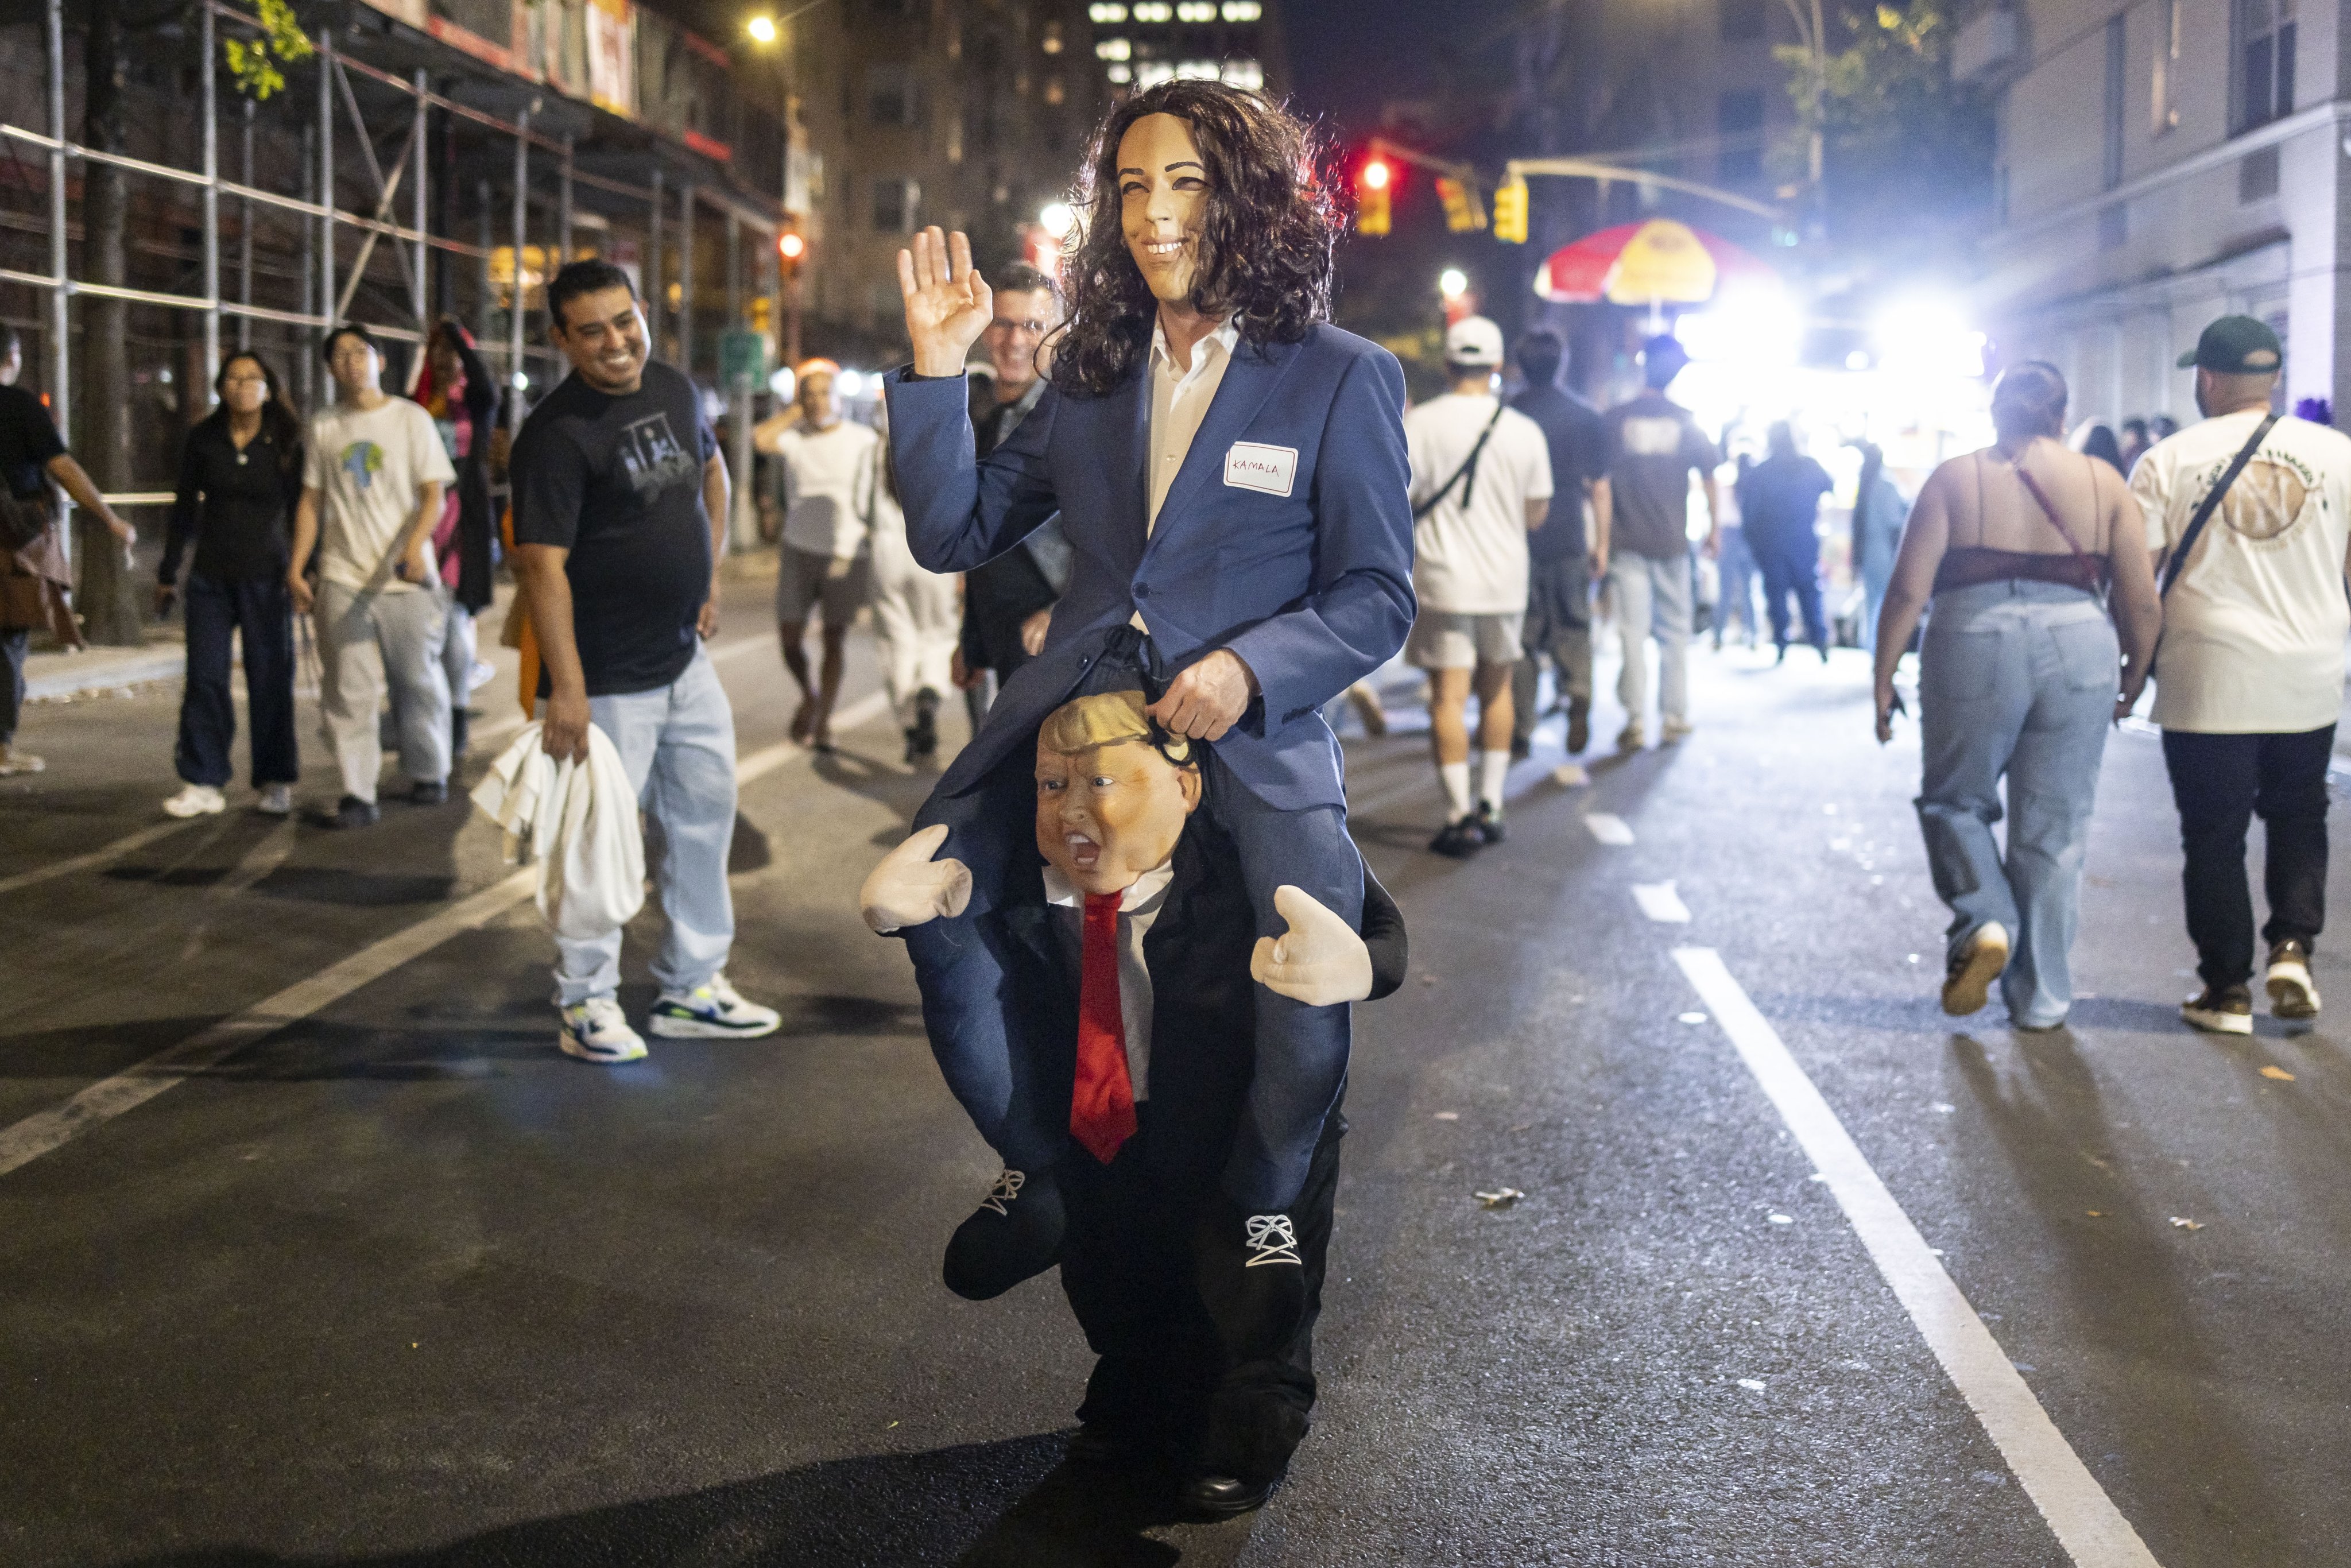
[470,722,646,940]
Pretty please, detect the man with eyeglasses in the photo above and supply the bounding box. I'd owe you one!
[957,263,1070,725]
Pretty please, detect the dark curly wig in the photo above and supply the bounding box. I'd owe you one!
[1049,81,1342,398]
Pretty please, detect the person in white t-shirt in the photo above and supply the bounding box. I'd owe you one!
[865,400,960,762]
[2130,315,2351,1033]
[759,359,881,752]
[288,324,458,828]
[1403,316,1554,857]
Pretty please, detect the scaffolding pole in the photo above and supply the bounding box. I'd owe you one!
[509,103,530,430]
[200,0,219,393]
[559,136,574,272]
[678,180,694,379]
[45,0,70,559]
[647,167,664,354]
[238,99,253,351]
[412,72,429,339]
[317,30,335,331]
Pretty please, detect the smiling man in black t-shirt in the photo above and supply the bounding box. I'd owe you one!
[510,260,781,1063]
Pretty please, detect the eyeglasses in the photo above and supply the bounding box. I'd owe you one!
[221,373,268,387]
[989,318,1052,337]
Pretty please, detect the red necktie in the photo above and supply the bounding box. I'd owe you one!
[1071,891,1138,1163]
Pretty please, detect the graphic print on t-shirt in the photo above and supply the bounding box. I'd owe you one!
[340,442,384,490]
[618,413,699,500]
[1618,416,1686,457]
[2216,450,2321,543]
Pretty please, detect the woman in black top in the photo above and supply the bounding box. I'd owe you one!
[157,352,304,816]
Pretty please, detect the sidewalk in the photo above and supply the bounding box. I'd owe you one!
[23,629,187,702]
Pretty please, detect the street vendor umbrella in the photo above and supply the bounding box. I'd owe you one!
[1532,219,1775,306]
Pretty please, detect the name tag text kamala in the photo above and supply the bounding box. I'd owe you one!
[1223,442,1299,498]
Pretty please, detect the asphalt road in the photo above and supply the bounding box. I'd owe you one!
[3,579,2346,1567]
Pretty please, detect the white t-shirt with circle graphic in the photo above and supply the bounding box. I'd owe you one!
[303,396,458,594]
[2132,408,2351,733]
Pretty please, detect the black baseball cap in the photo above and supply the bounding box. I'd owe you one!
[2178,315,2282,374]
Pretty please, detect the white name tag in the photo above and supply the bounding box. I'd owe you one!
[1223,442,1298,497]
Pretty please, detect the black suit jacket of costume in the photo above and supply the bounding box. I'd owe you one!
[980,820,1406,1187]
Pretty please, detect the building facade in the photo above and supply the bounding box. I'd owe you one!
[1970,0,2345,425]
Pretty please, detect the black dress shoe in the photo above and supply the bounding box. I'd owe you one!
[324,795,381,830]
[408,779,448,806]
[1181,1473,1275,1519]
[942,1165,1067,1300]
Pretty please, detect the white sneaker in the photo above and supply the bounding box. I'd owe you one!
[0,744,45,775]
[1660,718,1694,744]
[559,997,648,1063]
[256,783,293,816]
[163,783,227,818]
[648,973,784,1038]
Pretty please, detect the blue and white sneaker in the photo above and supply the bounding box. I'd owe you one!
[559,997,648,1063]
[648,973,783,1039]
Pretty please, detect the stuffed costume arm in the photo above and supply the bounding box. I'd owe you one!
[1219,349,1417,731]
[884,371,1064,575]
[860,823,973,932]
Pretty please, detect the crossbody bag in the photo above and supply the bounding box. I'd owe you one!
[1412,401,1506,520]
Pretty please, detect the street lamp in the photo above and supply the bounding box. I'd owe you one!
[745,13,778,44]
[1039,200,1075,235]
[1439,268,1468,301]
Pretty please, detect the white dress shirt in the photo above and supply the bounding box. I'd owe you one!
[1136,314,1240,632]
[1043,858,1175,1100]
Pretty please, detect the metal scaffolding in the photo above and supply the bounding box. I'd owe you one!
[2,0,784,536]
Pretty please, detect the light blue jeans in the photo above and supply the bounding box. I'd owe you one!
[553,644,738,1006]
[1915,580,2117,1027]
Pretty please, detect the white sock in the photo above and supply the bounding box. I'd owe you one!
[1440,761,1473,820]
[1478,749,1512,815]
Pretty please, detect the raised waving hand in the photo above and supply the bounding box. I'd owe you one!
[897,226,993,378]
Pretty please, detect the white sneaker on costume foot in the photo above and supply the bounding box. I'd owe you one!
[163,783,227,817]
[256,783,293,816]
[648,973,783,1038]
[559,997,648,1063]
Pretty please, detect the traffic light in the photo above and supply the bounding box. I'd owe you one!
[1435,176,1485,233]
[1356,157,1391,236]
[777,228,806,274]
[1493,174,1529,245]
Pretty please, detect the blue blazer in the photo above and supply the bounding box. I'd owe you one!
[882,323,1415,814]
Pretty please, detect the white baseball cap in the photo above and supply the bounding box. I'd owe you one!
[1444,315,1505,368]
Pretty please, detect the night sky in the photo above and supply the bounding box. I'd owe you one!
[1272,0,1457,133]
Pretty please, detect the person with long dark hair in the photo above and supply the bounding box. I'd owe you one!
[1873,362,2161,1030]
[157,352,304,816]
[878,80,1413,1513]
[410,318,500,759]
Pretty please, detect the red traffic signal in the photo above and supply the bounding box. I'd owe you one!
[1360,158,1391,192]
[778,231,806,261]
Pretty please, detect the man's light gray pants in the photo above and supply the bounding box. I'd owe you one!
[316,580,451,803]
[553,644,738,1006]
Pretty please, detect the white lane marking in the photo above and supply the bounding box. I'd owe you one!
[1632,881,1691,923]
[0,820,195,897]
[0,687,893,1181]
[1585,812,1635,845]
[1672,947,2163,1568]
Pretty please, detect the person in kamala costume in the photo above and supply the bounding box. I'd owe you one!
[859,80,1416,1511]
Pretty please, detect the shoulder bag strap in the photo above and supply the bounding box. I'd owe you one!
[1412,400,1507,520]
[2159,413,2276,598]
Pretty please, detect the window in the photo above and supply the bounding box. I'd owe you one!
[1089,3,1127,21]
[866,63,922,126]
[2240,145,2281,201]
[1178,2,1219,18]
[1719,0,1765,42]
[1221,58,1263,89]
[1176,59,1219,79]
[2236,0,2296,132]
[1044,73,1065,105]
[1718,88,1764,184]
[1097,36,1131,59]
[1132,2,1173,20]
[2151,0,2180,133]
[1136,60,1176,88]
[1106,63,1132,82]
[2102,14,2125,189]
[1041,21,1063,55]
[872,177,921,233]
[1222,0,1262,17]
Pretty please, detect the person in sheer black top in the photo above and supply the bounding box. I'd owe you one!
[157,352,304,817]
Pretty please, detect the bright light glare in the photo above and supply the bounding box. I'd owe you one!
[1438,268,1468,300]
[778,231,805,260]
[514,371,530,391]
[1362,159,1391,191]
[1874,299,1986,380]
[1672,288,1800,370]
[745,14,777,44]
[769,366,796,401]
[1845,349,1870,370]
[834,369,866,398]
[1039,201,1075,234]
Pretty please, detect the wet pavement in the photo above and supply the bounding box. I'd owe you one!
[3,581,2346,1566]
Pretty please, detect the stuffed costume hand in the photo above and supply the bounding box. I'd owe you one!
[1250,884,1374,1005]
[860,824,973,933]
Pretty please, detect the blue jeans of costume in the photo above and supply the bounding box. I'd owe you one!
[553,644,738,1006]
[907,632,1362,1214]
[176,572,298,788]
[1915,580,2117,1027]
[1752,529,1827,652]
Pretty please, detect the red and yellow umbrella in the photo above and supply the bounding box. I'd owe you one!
[1532,219,1776,305]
